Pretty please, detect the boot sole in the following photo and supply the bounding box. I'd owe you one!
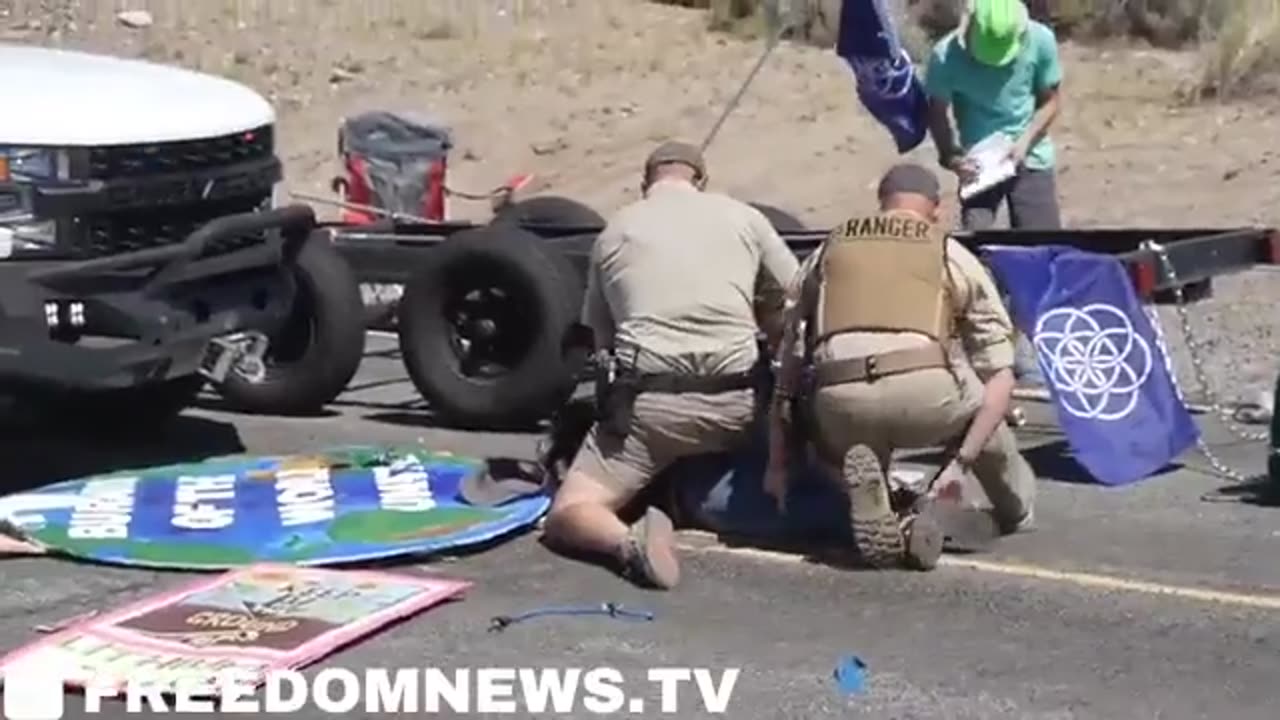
[843,445,904,569]
[635,507,680,590]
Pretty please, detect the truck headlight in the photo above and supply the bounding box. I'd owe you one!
[0,147,69,182]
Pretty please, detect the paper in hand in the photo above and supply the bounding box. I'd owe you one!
[958,133,1018,201]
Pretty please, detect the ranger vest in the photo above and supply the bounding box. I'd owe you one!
[813,212,953,344]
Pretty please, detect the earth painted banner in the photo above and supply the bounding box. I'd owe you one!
[0,447,549,569]
[0,564,470,695]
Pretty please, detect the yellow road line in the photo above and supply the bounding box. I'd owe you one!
[677,540,1280,611]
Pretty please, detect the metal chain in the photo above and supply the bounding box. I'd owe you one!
[1144,302,1252,482]
[1142,241,1269,441]
[1141,241,1268,482]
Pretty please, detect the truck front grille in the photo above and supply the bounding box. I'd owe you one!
[75,196,269,258]
[87,126,274,179]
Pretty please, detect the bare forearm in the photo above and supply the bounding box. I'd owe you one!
[958,368,1015,461]
[1020,92,1060,150]
[928,102,962,164]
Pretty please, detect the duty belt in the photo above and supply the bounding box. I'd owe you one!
[634,370,757,394]
[813,345,948,387]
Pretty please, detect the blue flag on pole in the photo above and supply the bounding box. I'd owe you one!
[836,0,930,153]
[981,246,1200,486]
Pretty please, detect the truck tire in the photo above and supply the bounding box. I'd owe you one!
[494,195,605,229]
[749,202,808,231]
[397,225,585,428]
[218,233,366,415]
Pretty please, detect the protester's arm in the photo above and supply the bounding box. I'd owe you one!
[1014,26,1064,163]
[946,241,1017,464]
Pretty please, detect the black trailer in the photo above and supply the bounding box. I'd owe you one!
[325,195,1280,430]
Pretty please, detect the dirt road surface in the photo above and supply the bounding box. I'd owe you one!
[2,333,1278,719]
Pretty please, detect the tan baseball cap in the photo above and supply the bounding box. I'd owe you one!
[877,163,941,203]
[644,140,706,178]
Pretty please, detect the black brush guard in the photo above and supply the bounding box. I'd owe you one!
[0,204,315,391]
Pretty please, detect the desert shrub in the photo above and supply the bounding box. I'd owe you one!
[650,0,1220,47]
[648,0,1280,98]
[649,0,763,30]
[1194,0,1280,98]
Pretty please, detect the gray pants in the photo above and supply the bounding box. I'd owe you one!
[963,167,1062,385]
[961,167,1062,231]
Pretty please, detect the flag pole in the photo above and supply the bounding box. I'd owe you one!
[699,15,792,153]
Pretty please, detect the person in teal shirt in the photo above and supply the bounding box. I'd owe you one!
[924,0,1063,231]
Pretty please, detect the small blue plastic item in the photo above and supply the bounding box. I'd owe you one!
[833,654,868,696]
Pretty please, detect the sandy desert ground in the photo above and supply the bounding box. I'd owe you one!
[4,0,1280,405]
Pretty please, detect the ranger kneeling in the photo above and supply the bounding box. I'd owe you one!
[766,163,1036,570]
[542,141,799,590]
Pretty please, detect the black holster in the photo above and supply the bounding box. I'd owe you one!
[594,352,640,440]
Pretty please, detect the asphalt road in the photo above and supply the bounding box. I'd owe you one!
[2,333,1279,719]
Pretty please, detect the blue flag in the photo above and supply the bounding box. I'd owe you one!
[981,246,1200,486]
[835,0,929,153]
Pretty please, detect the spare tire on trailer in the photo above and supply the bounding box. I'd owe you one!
[748,202,808,232]
[218,232,366,415]
[397,225,586,429]
[493,195,605,229]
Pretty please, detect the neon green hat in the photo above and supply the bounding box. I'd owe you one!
[964,0,1029,67]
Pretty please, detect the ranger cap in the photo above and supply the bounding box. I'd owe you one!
[644,140,706,179]
[877,163,941,203]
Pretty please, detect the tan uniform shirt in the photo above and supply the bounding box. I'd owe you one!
[785,231,1015,380]
[584,179,800,374]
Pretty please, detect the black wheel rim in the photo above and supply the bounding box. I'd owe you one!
[441,258,542,379]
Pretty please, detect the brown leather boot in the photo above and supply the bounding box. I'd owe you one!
[619,507,680,590]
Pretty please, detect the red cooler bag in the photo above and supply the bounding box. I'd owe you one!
[337,111,452,224]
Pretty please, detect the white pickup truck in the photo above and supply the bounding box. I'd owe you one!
[0,43,363,428]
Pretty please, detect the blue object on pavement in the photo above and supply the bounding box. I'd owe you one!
[834,654,868,696]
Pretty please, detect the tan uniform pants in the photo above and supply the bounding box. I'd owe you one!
[808,363,1035,525]
[568,389,756,504]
